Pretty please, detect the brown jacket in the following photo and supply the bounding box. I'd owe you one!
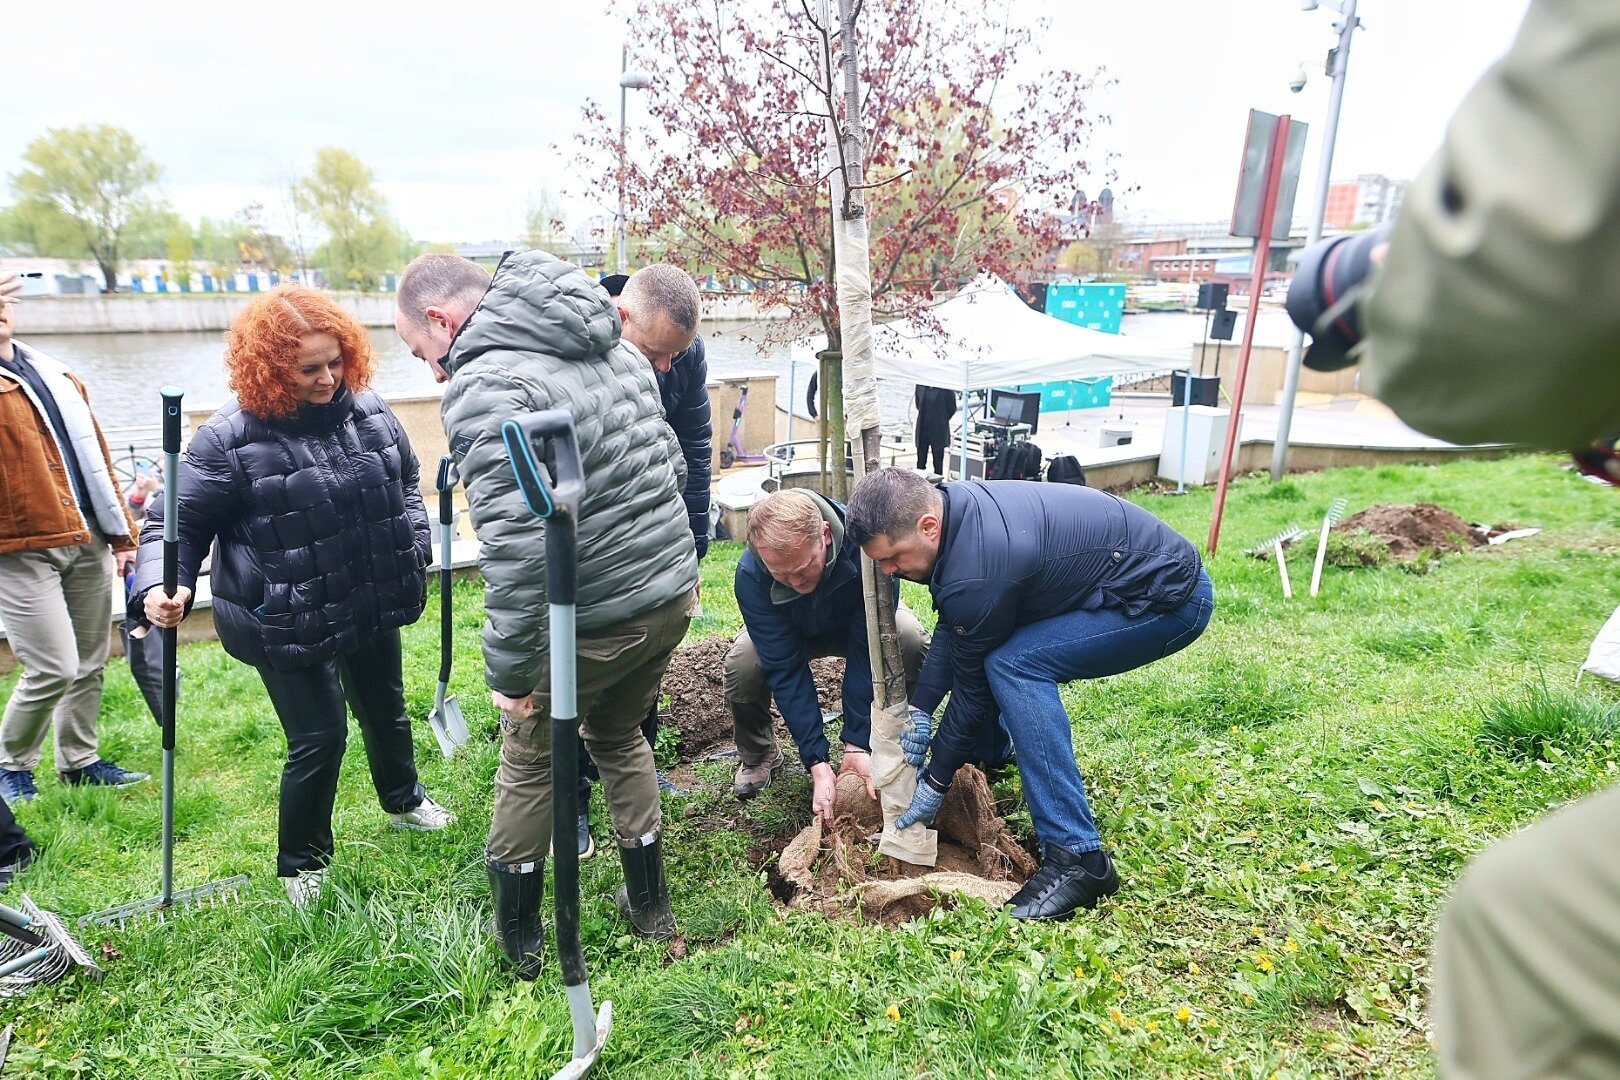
[0,364,136,555]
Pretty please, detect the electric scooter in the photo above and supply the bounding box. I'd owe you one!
[718,381,769,469]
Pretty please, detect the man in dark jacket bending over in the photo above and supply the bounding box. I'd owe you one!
[847,470,1214,921]
[726,489,930,821]
[562,267,711,850]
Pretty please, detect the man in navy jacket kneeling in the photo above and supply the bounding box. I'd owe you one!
[727,489,930,824]
[848,469,1215,921]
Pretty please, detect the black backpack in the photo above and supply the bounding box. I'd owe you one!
[1046,454,1087,486]
[990,439,1043,481]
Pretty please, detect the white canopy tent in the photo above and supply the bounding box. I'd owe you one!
[787,273,1189,472]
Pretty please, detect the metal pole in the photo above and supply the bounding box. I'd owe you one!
[1209,116,1293,555]
[1176,370,1192,494]
[786,358,796,452]
[1271,0,1359,480]
[617,44,629,276]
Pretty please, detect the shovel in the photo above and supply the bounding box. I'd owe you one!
[83,386,247,927]
[428,455,471,759]
[501,409,612,1080]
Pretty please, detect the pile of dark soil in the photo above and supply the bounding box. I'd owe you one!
[773,767,1035,926]
[658,636,845,761]
[1332,503,1489,564]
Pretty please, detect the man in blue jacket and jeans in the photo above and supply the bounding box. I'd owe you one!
[848,469,1214,921]
[727,488,930,823]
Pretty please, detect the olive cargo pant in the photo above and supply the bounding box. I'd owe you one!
[486,589,693,864]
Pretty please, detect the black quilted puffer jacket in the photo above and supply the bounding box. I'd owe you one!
[128,385,431,671]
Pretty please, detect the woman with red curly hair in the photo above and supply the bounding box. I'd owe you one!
[129,285,454,907]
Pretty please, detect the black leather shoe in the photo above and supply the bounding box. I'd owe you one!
[577,809,595,860]
[487,858,546,979]
[1008,847,1119,921]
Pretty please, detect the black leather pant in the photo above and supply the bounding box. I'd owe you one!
[0,796,32,869]
[257,628,424,876]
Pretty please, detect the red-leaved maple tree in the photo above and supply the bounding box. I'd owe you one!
[576,0,1109,351]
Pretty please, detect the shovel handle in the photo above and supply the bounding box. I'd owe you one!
[435,455,459,520]
[501,411,585,520]
[159,388,184,757]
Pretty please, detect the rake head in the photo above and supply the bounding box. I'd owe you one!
[1245,526,1306,558]
[78,874,249,930]
[1325,497,1348,526]
[0,895,104,996]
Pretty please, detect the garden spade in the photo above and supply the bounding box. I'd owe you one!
[429,455,471,758]
[501,410,612,1080]
[83,387,248,928]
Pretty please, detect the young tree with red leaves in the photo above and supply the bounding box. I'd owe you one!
[576,0,1108,458]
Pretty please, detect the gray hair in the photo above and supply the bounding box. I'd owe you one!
[846,468,943,546]
[621,264,701,334]
[396,254,490,328]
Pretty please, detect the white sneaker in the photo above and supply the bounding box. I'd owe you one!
[390,795,456,831]
[284,867,326,908]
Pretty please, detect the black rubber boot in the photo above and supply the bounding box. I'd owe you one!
[615,836,676,940]
[487,858,546,979]
[1007,847,1120,921]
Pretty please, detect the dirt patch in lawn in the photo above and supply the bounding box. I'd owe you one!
[1333,503,1489,563]
[770,767,1036,926]
[660,638,1034,926]
[658,636,846,762]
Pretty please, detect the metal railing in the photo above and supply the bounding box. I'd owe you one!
[103,425,167,490]
[758,431,914,492]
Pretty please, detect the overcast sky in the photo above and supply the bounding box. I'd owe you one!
[5,1,1530,243]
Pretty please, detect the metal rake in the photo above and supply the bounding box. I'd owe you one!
[1310,498,1350,597]
[0,895,103,996]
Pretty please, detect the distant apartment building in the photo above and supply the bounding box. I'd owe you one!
[1324,173,1408,228]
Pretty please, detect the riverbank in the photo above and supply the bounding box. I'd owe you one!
[15,292,788,334]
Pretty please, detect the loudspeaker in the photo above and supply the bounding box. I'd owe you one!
[1172,374,1221,408]
[1210,308,1238,341]
[1196,282,1229,311]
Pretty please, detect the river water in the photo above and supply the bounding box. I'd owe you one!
[27,311,1224,434]
[25,319,814,432]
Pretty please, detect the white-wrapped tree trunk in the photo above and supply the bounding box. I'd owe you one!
[823,0,936,866]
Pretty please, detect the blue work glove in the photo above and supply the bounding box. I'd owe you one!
[900,708,933,769]
[896,776,947,830]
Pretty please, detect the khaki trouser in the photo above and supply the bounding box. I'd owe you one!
[1433,781,1620,1080]
[486,589,694,866]
[0,542,113,772]
[725,605,931,766]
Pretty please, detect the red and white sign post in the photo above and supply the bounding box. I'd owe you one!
[1206,110,1307,555]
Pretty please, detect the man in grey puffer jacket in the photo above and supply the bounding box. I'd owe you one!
[396,251,699,978]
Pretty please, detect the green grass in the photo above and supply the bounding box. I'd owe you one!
[4,453,1619,1077]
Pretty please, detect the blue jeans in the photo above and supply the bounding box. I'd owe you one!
[984,570,1214,856]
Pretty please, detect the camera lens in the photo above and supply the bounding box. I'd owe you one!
[1286,224,1391,371]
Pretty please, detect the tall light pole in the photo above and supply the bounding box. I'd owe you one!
[617,46,653,275]
[1270,0,1361,481]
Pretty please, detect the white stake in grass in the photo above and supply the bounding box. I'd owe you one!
[1310,498,1349,598]
[1274,537,1293,599]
